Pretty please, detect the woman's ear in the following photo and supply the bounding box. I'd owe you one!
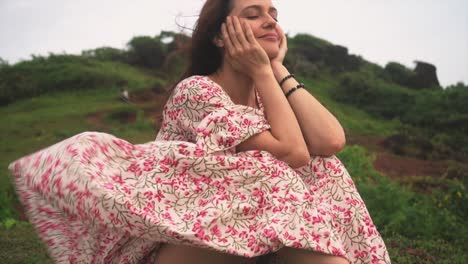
[213,35,224,47]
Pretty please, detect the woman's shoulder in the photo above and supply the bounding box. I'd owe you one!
[175,75,216,91]
[173,75,231,104]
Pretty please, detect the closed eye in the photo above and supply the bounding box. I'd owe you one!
[246,15,278,22]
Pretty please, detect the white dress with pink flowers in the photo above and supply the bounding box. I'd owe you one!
[9,75,390,263]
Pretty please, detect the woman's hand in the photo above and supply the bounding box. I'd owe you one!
[270,25,288,66]
[221,16,272,77]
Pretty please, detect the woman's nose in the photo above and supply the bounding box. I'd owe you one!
[263,15,277,28]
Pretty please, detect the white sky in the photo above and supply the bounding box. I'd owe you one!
[0,0,467,87]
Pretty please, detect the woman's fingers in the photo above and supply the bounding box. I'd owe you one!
[243,20,257,45]
[277,25,288,50]
[221,16,271,75]
[225,16,243,52]
[221,23,235,54]
[231,16,249,49]
[225,16,254,52]
[221,23,237,56]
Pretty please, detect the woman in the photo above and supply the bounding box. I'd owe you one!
[9,0,391,263]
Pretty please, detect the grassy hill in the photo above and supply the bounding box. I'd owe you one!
[0,33,467,263]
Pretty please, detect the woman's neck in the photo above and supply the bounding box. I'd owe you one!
[209,64,257,108]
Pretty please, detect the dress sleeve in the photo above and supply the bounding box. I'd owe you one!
[195,104,270,154]
[168,76,270,154]
[159,76,231,142]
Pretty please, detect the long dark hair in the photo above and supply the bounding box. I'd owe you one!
[158,0,233,125]
[163,0,232,104]
[182,0,233,78]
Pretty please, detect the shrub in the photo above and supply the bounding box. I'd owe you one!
[0,57,8,69]
[126,36,166,69]
[0,55,137,105]
[384,62,414,86]
[337,146,466,243]
[331,71,415,119]
[82,47,127,62]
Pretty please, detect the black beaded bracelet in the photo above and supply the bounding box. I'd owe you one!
[285,83,305,98]
[279,73,295,87]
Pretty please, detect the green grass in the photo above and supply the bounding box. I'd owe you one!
[386,234,468,264]
[337,146,467,263]
[0,88,157,221]
[302,76,400,137]
[0,222,51,264]
[0,61,162,261]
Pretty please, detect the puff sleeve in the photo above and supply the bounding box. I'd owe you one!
[160,76,270,154]
[195,104,270,154]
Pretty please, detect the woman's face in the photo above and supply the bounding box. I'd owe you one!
[228,0,280,59]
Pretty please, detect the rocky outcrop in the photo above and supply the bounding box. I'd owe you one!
[408,61,441,89]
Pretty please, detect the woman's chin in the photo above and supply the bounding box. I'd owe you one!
[259,42,280,60]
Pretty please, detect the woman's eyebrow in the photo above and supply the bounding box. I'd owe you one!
[240,5,278,14]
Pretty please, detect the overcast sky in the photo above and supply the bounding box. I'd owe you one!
[1,0,467,87]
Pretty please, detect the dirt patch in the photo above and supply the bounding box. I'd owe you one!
[86,112,112,130]
[86,89,166,130]
[14,202,28,221]
[129,89,168,105]
[86,110,138,129]
[347,135,387,152]
[348,134,450,179]
[373,152,448,179]
[108,111,136,124]
[119,89,167,125]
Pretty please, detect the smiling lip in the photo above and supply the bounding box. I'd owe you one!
[259,33,279,41]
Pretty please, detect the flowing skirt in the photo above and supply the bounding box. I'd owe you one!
[9,132,390,263]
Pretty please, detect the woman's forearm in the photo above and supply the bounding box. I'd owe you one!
[250,68,310,162]
[272,64,346,156]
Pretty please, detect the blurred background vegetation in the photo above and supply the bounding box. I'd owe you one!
[0,31,467,263]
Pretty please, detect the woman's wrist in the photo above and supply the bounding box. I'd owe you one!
[271,63,289,82]
[251,66,275,82]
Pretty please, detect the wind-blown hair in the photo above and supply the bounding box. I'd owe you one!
[182,0,233,78]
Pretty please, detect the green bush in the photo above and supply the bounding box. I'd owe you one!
[126,36,166,69]
[384,62,414,86]
[331,71,415,119]
[403,85,468,130]
[0,55,128,105]
[330,70,468,159]
[287,34,363,74]
[289,33,332,48]
[337,146,467,243]
[82,47,128,62]
[0,189,16,221]
[0,57,8,69]
[445,82,468,113]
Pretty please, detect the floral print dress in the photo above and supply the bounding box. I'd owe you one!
[9,75,391,263]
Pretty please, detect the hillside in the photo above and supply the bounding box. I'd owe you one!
[0,32,467,263]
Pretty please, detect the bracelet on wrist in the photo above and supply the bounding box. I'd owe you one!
[279,73,295,87]
[285,83,305,98]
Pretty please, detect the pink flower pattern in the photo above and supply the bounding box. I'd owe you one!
[9,75,390,263]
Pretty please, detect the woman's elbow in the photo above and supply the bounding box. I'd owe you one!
[287,149,311,169]
[324,136,346,156]
[310,135,346,156]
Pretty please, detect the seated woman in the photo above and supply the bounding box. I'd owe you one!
[9,0,391,263]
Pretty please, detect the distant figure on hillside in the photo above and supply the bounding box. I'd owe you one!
[8,0,391,263]
[119,87,130,102]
